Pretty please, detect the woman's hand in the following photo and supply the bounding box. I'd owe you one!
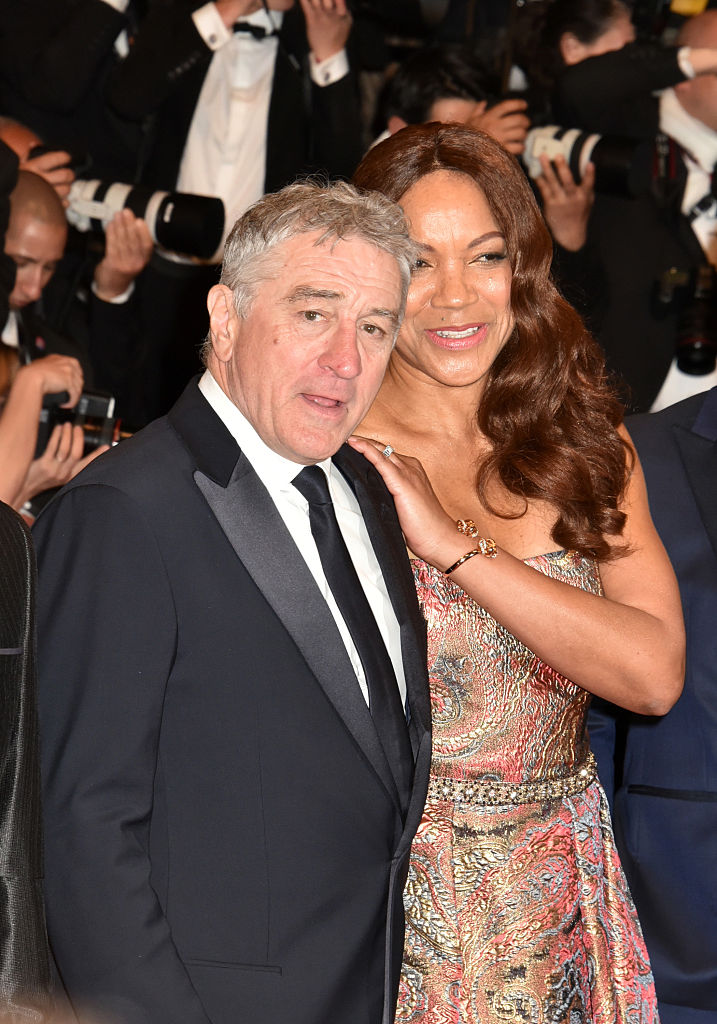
[348,434,467,570]
[17,422,108,507]
[18,353,84,407]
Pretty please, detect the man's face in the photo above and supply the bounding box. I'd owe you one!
[5,211,66,309]
[207,231,403,464]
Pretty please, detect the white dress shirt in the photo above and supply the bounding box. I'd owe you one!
[198,371,407,710]
[177,4,349,260]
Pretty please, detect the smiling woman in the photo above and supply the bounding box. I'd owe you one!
[352,123,682,1024]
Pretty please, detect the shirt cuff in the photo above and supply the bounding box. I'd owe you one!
[677,46,696,80]
[98,0,129,11]
[192,3,232,51]
[309,49,349,87]
[91,279,134,305]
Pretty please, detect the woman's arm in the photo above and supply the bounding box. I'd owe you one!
[349,428,684,716]
[0,355,83,507]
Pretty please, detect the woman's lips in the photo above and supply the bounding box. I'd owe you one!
[425,323,488,349]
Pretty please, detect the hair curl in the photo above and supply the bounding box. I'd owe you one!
[353,123,630,561]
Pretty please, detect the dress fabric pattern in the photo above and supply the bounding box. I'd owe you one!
[398,551,658,1024]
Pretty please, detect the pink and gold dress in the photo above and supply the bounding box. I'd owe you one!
[398,551,658,1024]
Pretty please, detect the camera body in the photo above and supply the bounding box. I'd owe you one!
[36,389,123,459]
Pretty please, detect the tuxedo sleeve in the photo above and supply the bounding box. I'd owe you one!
[106,1,212,121]
[34,483,212,1024]
[555,42,685,137]
[0,0,128,113]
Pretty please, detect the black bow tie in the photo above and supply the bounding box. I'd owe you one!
[233,21,273,39]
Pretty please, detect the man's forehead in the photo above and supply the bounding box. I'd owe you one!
[274,231,399,283]
[6,212,66,258]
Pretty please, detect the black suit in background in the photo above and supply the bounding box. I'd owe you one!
[34,380,431,1024]
[588,387,717,1024]
[0,502,52,1015]
[0,0,143,180]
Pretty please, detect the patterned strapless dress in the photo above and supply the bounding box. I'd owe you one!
[397,551,658,1024]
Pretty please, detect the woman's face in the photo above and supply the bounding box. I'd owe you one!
[395,169,514,391]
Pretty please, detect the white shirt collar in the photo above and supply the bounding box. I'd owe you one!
[198,369,333,494]
[660,88,717,173]
[239,7,283,34]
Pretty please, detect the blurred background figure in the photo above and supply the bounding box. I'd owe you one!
[0,498,54,1018]
[588,385,717,1024]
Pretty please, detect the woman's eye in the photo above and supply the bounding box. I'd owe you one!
[412,258,431,270]
[474,251,508,264]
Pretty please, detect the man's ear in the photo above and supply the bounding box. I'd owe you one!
[387,115,409,136]
[560,32,590,66]
[207,284,238,362]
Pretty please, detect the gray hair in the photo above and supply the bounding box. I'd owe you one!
[202,179,415,362]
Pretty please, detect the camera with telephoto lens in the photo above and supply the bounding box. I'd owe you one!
[675,265,717,376]
[26,145,225,259]
[35,389,129,459]
[522,125,652,198]
[66,179,225,260]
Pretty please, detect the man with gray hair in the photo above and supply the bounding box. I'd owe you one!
[33,180,431,1024]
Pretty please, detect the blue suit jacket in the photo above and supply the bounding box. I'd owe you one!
[588,387,717,1024]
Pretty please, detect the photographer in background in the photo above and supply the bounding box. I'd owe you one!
[0,117,154,429]
[517,2,717,411]
[0,171,113,516]
[373,42,531,154]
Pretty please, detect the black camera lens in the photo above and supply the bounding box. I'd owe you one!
[676,265,717,376]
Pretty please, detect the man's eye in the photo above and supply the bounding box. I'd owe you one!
[302,310,322,322]
[362,323,387,338]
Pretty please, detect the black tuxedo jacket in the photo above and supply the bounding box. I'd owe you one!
[588,387,717,1024]
[106,2,363,193]
[0,502,52,1016]
[34,380,431,1024]
[583,145,705,413]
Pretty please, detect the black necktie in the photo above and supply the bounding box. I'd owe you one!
[293,465,413,811]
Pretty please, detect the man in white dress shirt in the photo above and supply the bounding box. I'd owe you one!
[33,178,431,1024]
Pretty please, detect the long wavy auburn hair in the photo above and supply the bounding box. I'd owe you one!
[353,123,631,561]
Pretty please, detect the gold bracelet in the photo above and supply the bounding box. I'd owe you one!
[444,520,498,575]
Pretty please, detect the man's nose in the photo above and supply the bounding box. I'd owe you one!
[319,322,362,379]
[22,267,44,303]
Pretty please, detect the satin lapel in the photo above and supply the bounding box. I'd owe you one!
[194,455,402,811]
[334,446,431,755]
[674,391,717,562]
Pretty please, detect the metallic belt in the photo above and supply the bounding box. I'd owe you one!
[427,752,597,808]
